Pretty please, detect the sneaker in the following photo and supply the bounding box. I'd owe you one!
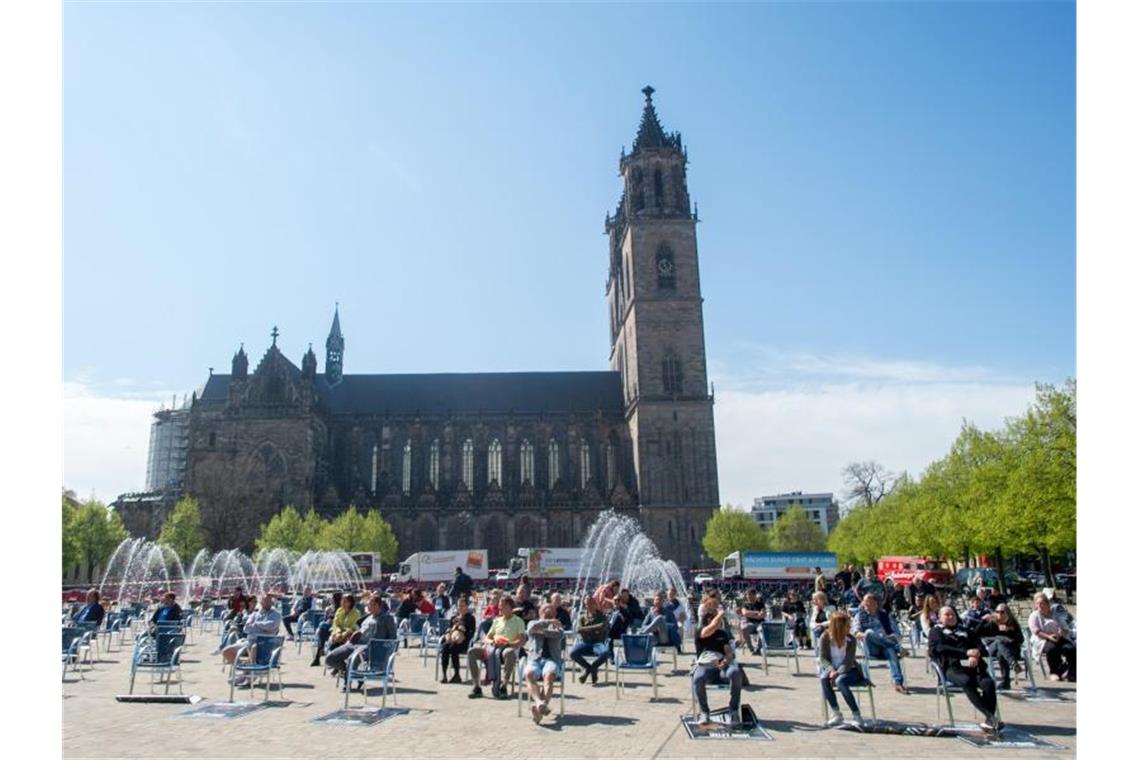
[494,686,509,700]
[531,704,542,724]
[309,657,320,667]
[980,718,997,733]
[826,711,844,727]
[590,670,598,685]
[1049,674,1062,682]
[698,712,714,727]
[850,713,863,727]
[578,670,589,685]
[468,686,483,699]
[440,676,449,684]
[449,674,461,684]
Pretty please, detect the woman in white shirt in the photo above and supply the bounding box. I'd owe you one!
[817,611,867,727]
[1028,592,1076,681]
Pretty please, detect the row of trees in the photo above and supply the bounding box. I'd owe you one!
[827,381,1076,586]
[702,503,827,563]
[254,505,400,563]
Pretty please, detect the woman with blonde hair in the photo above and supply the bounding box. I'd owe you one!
[810,591,829,641]
[818,610,867,726]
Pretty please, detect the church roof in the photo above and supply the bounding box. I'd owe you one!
[198,370,624,416]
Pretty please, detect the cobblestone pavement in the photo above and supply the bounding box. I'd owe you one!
[63,627,1075,759]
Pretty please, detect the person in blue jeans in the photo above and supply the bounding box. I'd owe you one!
[818,610,868,726]
[569,595,611,684]
[851,593,908,694]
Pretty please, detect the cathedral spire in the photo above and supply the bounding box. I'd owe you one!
[325,304,344,385]
[631,85,682,155]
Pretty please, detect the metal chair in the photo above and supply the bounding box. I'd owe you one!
[129,632,185,695]
[343,638,399,709]
[229,635,286,702]
[614,634,658,700]
[759,620,800,675]
[62,628,87,680]
[930,660,1002,727]
[295,609,325,655]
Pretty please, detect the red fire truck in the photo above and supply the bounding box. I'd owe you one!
[875,556,955,589]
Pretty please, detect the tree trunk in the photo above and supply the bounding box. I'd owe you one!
[1040,546,1056,587]
[994,547,1007,596]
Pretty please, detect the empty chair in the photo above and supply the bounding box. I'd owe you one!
[129,632,185,695]
[615,634,658,700]
[760,620,800,675]
[62,628,87,680]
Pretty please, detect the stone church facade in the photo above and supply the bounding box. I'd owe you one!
[184,88,719,568]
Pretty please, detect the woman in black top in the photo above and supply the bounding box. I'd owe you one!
[692,605,743,726]
[439,596,477,684]
[782,590,810,649]
[928,606,1002,732]
[983,603,1025,690]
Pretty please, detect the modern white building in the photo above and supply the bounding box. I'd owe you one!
[750,491,840,536]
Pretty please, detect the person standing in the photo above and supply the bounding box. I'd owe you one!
[449,566,473,604]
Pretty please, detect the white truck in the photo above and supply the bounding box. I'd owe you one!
[391,550,489,584]
[507,547,586,580]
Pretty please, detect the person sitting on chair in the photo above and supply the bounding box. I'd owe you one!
[619,589,644,629]
[962,595,988,631]
[524,603,564,723]
[692,604,744,728]
[467,596,526,699]
[638,591,678,646]
[855,566,884,602]
[783,589,810,649]
[980,603,1024,690]
[594,579,620,612]
[818,610,868,727]
[735,588,766,654]
[74,589,106,627]
[309,591,341,666]
[810,591,830,641]
[514,584,539,623]
[440,596,476,684]
[281,586,315,640]
[1029,591,1076,682]
[851,593,908,694]
[324,595,395,682]
[481,589,502,620]
[149,591,183,631]
[547,592,572,629]
[222,593,282,685]
[432,583,451,616]
[928,605,1002,733]
[312,593,359,665]
[570,595,611,685]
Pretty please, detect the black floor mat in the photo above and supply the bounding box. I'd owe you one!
[310,706,409,726]
[115,694,201,704]
[681,705,772,740]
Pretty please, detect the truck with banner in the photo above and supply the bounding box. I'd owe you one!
[720,551,837,581]
[390,550,489,584]
[507,547,585,580]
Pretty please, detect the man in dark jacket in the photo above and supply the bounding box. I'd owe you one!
[74,589,106,627]
[928,606,1002,733]
[449,567,473,604]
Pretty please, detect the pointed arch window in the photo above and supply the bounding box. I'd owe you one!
[429,439,440,490]
[548,439,560,487]
[462,439,474,488]
[653,165,665,207]
[520,439,534,485]
[488,439,502,485]
[663,352,683,395]
[606,441,617,491]
[401,439,412,494]
[580,442,591,490]
[371,443,379,494]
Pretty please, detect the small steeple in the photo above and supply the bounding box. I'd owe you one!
[232,343,248,378]
[325,303,344,386]
[302,343,317,379]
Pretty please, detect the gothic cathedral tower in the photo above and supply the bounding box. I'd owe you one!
[606,87,720,567]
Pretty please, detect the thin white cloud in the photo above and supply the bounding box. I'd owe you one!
[712,361,1039,509]
[63,380,169,502]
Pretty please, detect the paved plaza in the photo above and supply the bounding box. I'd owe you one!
[63,619,1076,759]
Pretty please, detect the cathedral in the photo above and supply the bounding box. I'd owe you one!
[184,87,720,568]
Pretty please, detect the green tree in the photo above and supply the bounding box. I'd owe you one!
[256,505,321,553]
[771,504,827,552]
[702,507,769,564]
[62,492,80,575]
[317,506,399,563]
[70,499,129,579]
[158,496,206,561]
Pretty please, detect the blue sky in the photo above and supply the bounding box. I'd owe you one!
[63,1,1075,506]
